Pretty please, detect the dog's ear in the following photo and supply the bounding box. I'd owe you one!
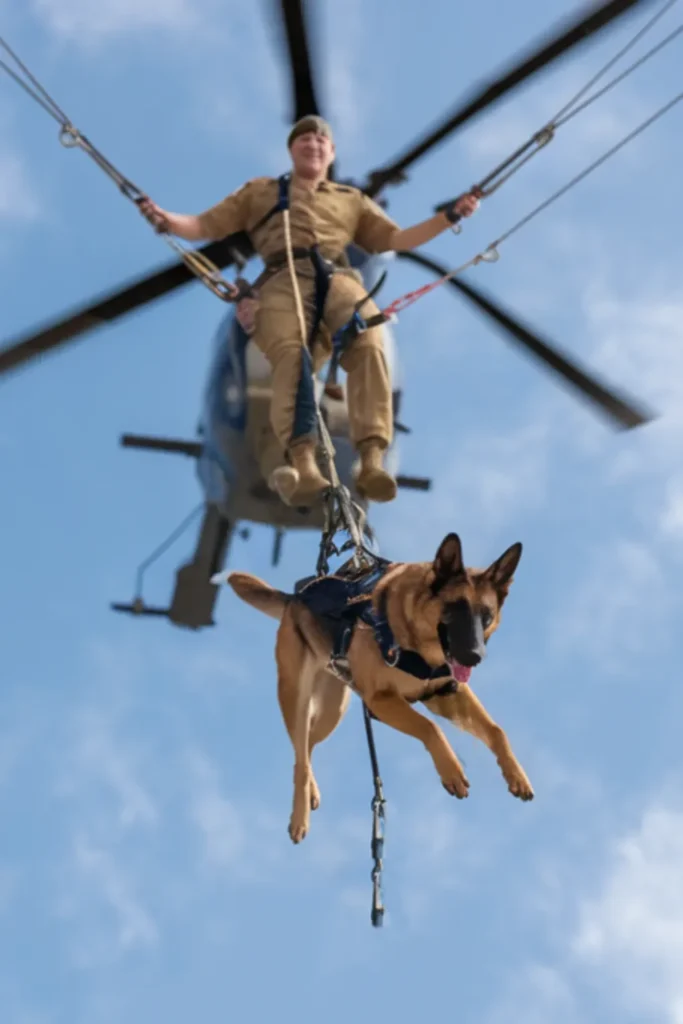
[432,533,464,591]
[485,542,523,595]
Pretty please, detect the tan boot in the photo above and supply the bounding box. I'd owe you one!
[272,441,330,507]
[356,439,397,503]
[268,466,299,503]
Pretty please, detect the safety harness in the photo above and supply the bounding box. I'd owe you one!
[245,173,391,438]
[294,558,458,701]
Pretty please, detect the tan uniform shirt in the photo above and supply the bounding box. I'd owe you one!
[197,176,399,261]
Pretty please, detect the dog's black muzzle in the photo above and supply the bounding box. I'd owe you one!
[437,598,487,668]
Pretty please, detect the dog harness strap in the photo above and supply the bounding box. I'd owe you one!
[293,562,456,690]
[293,559,392,664]
[368,590,454,685]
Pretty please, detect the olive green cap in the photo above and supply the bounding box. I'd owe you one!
[287,115,334,148]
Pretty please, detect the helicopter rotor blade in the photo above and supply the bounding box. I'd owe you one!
[395,249,655,431]
[364,0,655,197]
[0,234,251,379]
[275,0,323,120]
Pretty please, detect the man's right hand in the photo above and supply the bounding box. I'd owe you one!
[138,197,171,233]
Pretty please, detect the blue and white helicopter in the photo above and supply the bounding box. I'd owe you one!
[0,0,653,629]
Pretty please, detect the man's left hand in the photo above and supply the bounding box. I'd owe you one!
[453,192,480,218]
[236,295,259,334]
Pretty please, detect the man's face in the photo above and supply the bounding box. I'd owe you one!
[289,130,335,179]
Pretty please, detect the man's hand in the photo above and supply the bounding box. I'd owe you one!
[388,189,483,252]
[452,191,481,218]
[136,200,207,242]
[236,294,258,334]
[138,197,171,233]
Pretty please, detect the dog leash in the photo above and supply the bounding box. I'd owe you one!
[363,702,386,927]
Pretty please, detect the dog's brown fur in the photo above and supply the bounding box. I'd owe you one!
[228,533,533,843]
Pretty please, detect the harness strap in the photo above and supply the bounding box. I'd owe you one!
[250,173,291,234]
[325,581,456,702]
[367,588,456,693]
[326,275,390,389]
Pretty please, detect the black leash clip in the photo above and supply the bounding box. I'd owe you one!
[370,789,386,927]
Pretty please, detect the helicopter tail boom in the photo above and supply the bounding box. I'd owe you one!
[119,433,202,458]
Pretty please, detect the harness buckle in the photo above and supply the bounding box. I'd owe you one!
[385,645,400,668]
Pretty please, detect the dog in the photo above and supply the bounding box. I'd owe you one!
[227,532,534,843]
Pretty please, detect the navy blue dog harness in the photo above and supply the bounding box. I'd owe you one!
[294,559,457,702]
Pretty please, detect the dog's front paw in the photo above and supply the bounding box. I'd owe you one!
[436,755,470,799]
[501,759,534,801]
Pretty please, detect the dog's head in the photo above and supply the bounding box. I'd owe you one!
[430,532,522,682]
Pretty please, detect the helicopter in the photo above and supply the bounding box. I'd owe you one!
[0,0,656,630]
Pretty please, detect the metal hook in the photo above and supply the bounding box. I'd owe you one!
[58,124,80,148]
[534,125,555,148]
[481,245,500,263]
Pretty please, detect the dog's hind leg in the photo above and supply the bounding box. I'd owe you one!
[276,611,318,843]
[307,670,352,810]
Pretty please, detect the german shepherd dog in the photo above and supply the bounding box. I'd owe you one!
[228,533,534,843]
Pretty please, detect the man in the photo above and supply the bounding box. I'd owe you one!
[139,116,479,506]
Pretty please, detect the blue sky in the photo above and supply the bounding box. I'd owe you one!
[1,0,683,1021]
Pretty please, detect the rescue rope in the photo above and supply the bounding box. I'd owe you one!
[437,0,682,206]
[281,202,370,572]
[481,88,683,252]
[332,8,683,383]
[0,35,238,302]
[550,0,680,127]
[282,189,388,927]
[376,84,683,325]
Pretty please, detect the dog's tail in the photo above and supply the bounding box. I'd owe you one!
[227,571,288,621]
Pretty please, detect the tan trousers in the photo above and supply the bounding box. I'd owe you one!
[252,266,393,454]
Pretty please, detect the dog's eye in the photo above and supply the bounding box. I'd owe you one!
[481,608,493,629]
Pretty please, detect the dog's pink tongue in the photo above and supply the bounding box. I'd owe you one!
[449,660,472,684]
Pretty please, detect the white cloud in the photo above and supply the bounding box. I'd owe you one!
[586,288,683,411]
[462,58,654,183]
[0,152,41,223]
[69,833,159,955]
[481,797,683,1024]
[47,697,163,965]
[187,749,247,868]
[30,0,200,43]
[551,537,669,670]
[385,416,550,557]
[573,803,683,1023]
[451,420,550,530]
[569,284,683,553]
[57,707,159,832]
[483,963,580,1024]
